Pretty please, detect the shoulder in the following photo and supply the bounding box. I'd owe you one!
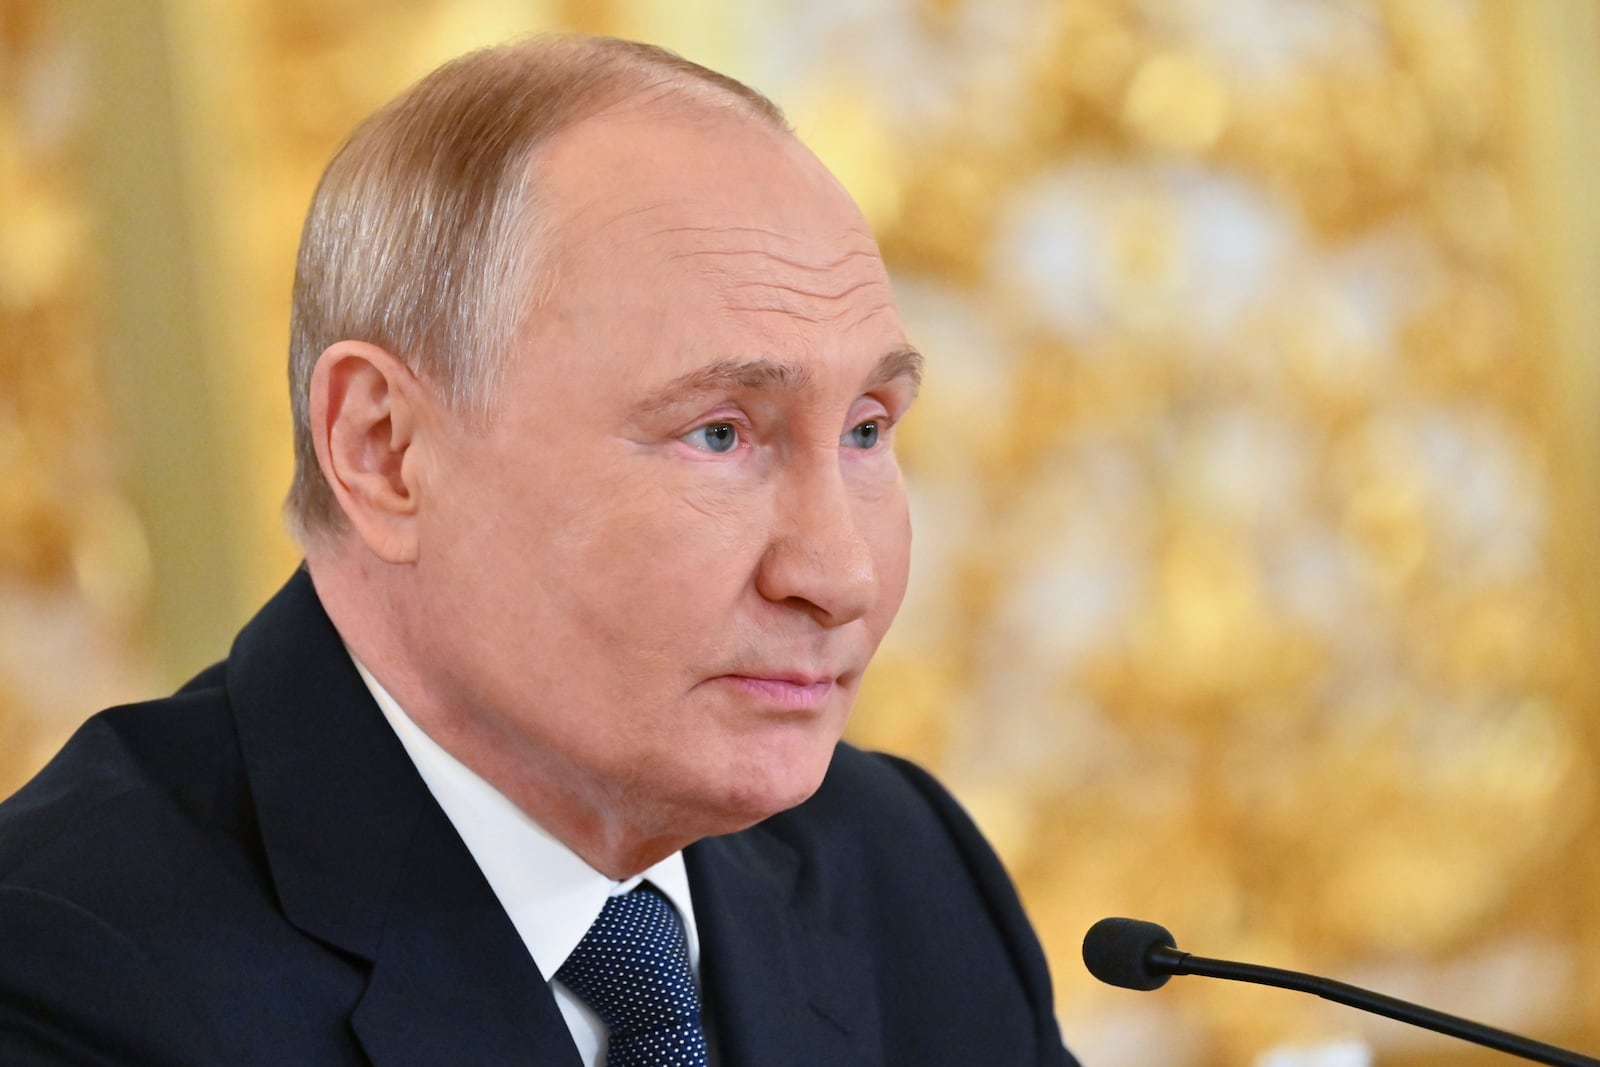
[0,662,254,905]
[0,883,225,1063]
[0,671,246,1063]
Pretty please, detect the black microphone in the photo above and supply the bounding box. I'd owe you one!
[1082,917,1600,1067]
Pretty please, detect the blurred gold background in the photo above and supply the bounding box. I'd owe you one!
[2,1,1597,1064]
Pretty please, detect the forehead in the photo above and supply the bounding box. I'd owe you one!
[531,106,902,357]
[540,101,862,240]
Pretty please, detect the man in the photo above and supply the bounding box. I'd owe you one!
[0,35,1076,1066]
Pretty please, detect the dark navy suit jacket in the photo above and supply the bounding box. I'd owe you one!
[0,570,1077,1065]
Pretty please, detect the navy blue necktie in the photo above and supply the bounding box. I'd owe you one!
[556,885,710,1067]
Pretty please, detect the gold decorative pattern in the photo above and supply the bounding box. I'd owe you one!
[3,3,1596,1063]
[802,1,1597,1060]
[0,2,155,789]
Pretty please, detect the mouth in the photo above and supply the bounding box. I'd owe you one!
[713,673,837,711]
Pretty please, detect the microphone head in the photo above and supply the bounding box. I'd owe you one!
[1083,917,1178,991]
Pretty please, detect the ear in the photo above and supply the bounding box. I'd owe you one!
[308,341,428,564]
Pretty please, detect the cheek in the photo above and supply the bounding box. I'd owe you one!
[876,507,913,623]
[552,478,769,640]
[856,475,913,619]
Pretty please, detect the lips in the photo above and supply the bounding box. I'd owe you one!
[715,672,837,711]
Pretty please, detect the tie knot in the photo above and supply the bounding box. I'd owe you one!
[557,887,703,1042]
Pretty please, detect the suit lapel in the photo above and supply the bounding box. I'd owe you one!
[227,570,580,1067]
[349,800,579,1067]
[688,824,884,1067]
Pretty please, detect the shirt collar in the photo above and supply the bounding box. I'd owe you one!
[350,655,701,980]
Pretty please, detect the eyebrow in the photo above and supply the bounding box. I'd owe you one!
[632,344,924,415]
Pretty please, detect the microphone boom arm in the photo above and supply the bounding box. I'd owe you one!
[1148,944,1600,1067]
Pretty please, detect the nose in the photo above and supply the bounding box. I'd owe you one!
[755,460,877,627]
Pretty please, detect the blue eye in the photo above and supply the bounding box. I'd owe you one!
[684,422,740,453]
[843,421,881,449]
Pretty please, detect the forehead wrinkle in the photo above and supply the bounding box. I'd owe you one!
[573,197,678,238]
[668,246,882,272]
[849,300,905,338]
[719,276,896,327]
[654,224,881,264]
[724,276,882,303]
[654,223,876,244]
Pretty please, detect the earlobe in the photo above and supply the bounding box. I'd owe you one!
[308,341,424,564]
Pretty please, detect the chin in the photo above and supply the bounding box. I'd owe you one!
[694,738,838,833]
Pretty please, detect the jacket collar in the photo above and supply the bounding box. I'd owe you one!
[225,568,578,1067]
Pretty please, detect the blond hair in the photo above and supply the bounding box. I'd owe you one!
[285,35,787,539]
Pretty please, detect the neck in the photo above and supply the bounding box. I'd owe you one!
[305,550,693,881]
[409,695,694,880]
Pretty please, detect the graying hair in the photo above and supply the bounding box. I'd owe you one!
[285,34,787,540]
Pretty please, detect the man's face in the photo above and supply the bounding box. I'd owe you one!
[412,105,917,849]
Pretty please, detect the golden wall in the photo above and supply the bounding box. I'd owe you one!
[3,2,1597,1064]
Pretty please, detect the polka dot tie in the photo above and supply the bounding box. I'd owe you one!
[556,885,710,1067]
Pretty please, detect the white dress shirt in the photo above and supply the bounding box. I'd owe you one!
[352,657,704,1067]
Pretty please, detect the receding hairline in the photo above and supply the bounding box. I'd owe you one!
[516,79,806,293]
[469,33,793,147]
